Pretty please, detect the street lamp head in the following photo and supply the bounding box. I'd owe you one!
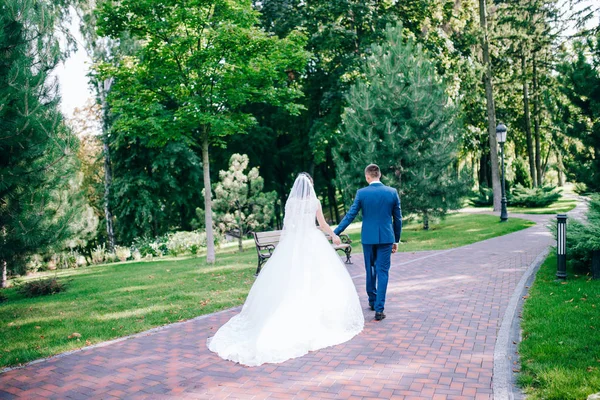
[496,123,508,144]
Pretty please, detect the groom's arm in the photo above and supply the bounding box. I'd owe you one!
[334,191,361,236]
[392,190,402,243]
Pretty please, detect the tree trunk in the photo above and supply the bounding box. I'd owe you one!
[522,51,536,187]
[556,146,565,186]
[202,132,216,264]
[99,79,116,252]
[423,211,429,230]
[479,152,490,188]
[479,0,502,211]
[532,57,542,186]
[237,207,243,252]
[1,260,7,289]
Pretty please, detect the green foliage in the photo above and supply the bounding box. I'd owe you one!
[336,24,472,227]
[0,0,87,277]
[165,231,207,256]
[559,195,600,273]
[558,32,600,192]
[16,278,68,298]
[513,157,533,188]
[109,139,204,244]
[0,290,6,303]
[470,186,495,207]
[213,154,277,242]
[573,182,590,196]
[510,185,561,208]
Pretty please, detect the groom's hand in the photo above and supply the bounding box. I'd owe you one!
[332,235,342,245]
[392,243,398,253]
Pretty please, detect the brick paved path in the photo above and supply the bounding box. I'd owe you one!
[0,214,553,400]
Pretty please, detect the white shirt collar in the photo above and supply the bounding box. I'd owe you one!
[369,180,381,185]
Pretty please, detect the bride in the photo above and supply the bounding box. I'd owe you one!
[207,173,364,366]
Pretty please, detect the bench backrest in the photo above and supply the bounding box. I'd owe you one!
[253,230,282,247]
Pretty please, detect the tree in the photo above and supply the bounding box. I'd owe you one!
[97,0,309,263]
[478,0,502,210]
[558,33,600,192]
[336,24,472,230]
[213,154,277,251]
[0,0,83,286]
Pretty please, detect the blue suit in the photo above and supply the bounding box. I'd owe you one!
[334,182,402,312]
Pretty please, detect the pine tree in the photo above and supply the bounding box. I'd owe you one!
[213,154,277,252]
[0,0,82,286]
[336,24,472,230]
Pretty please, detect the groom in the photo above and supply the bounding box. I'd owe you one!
[334,164,402,321]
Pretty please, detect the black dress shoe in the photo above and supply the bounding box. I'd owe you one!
[369,303,375,311]
[375,312,386,321]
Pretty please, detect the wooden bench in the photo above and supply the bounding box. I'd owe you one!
[252,230,353,275]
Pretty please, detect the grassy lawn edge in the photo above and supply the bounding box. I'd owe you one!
[518,252,600,399]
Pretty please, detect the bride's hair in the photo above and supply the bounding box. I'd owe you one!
[298,172,314,186]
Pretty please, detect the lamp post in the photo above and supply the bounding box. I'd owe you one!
[556,214,567,280]
[496,123,508,222]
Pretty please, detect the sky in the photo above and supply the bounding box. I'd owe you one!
[55,2,599,123]
[54,10,94,121]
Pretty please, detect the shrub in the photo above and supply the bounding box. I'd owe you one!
[25,254,45,274]
[510,184,561,208]
[166,231,206,256]
[132,236,159,257]
[105,252,117,263]
[559,195,600,273]
[513,157,533,189]
[573,182,590,196]
[470,186,494,207]
[91,244,106,264]
[16,277,68,297]
[0,290,7,303]
[51,252,78,269]
[115,246,131,262]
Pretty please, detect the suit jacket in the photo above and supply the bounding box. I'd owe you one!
[334,182,402,245]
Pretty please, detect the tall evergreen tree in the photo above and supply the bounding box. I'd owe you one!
[0,0,82,286]
[558,32,600,192]
[336,24,472,229]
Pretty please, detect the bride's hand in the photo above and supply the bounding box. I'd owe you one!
[332,234,342,245]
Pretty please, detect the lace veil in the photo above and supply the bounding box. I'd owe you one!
[282,173,319,236]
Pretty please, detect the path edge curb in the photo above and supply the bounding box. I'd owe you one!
[493,246,550,400]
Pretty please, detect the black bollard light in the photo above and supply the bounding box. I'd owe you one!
[556,214,567,280]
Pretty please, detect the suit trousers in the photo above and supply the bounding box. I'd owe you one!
[362,243,393,313]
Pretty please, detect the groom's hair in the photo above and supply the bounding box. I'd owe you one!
[365,164,381,179]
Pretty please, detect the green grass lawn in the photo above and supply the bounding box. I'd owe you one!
[518,252,600,399]
[508,198,578,215]
[0,213,534,369]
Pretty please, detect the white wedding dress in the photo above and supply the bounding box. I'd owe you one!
[207,175,364,366]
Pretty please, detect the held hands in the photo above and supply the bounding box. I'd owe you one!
[392,243,398,253]
[332,234,342,245]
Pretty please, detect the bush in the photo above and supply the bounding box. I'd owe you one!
[16,277,68,297]
[559,195,600,273]
[91,244,106,264]
[513,157,533,189]
[0,290,7,303]
[132,236,160,258]
[573,182,590,196]
[470,186,494,207]
[115,246,131,262]
[166,231,206,256]
[25,254,45,274]
[510,184,561,208]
